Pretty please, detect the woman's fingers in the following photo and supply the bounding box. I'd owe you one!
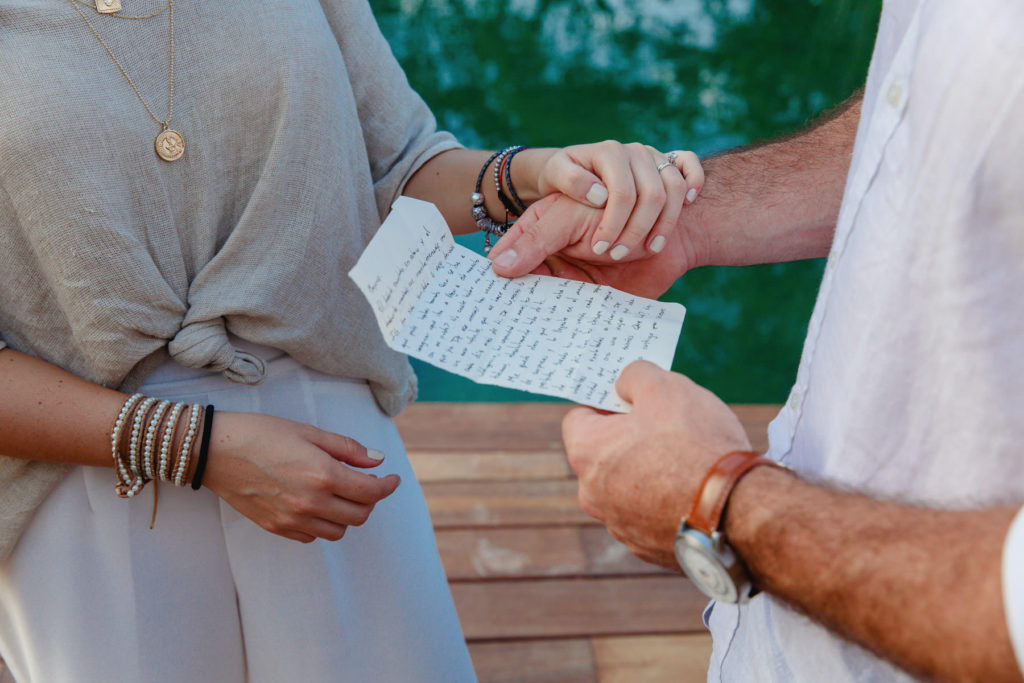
[329,468,401,506]
[582,142,640,255]
[674,150,704,204]
[254,467,399,541]
[202,411,402,543]
[285,471,396,540]
[289,521,348,543]
[309,427,389,470]
[606,146,670,260]
[646,151,688,253]
[537,149,609,208]
[534,142,703,262]
[280,529,319,544]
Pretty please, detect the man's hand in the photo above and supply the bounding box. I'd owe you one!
[489,194,701,299]
[561,361,751,567]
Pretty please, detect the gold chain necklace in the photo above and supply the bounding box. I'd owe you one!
[69,0,185,161]
[75,0,170,20]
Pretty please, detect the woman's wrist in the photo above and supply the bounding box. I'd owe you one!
[508,147,558,204]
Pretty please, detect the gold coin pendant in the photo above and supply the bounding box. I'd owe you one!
[155,129,185,162]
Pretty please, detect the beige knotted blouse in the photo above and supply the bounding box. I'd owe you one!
[0,0,461,558]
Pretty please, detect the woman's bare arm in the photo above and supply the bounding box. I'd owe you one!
[0,348,399,543]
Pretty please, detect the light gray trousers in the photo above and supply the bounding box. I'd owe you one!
[0,348,474,682]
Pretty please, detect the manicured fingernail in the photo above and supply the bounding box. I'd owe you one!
[367,448,385,461]
[586,183,608,207]
[593,240,610,255]
[686,188,697,203]
[650,235,666,253]
[610,245,630,261]
[493,249,517,269]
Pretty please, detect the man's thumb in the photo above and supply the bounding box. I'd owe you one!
[488,196,568,278]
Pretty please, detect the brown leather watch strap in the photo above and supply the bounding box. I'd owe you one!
[685,450,780,536]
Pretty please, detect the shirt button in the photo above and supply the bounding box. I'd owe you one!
[789,390,802,410]
[887,83,904,107]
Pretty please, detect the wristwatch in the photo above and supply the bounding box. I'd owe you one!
[674,450,781,603]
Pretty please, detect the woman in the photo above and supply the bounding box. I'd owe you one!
[0,1,701,680]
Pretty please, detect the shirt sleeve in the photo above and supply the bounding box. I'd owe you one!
[318,0,462,221]
[1002,505,1024,675]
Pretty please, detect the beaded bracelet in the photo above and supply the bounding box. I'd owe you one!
[158,401,185,481]
[110,393,144,494]
[121,396,158,497]
[109,394,209,498]
[142,400,171,480]
[472,145,526,252]
[173,403,201,486]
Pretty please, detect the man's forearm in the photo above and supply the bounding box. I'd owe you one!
[684,91,863,268]
[725,466,1021,682]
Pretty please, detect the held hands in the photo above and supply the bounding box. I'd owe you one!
[492,143,703,285]
[201,411,400,543]
[562,361,751,568]
[534,143,704,260]
[491,194,698,299]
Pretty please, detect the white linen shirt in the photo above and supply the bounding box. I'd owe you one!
[706,1,1024,680]
[1005,508,1024,673]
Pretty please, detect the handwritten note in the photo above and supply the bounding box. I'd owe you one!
[349,197,686,412]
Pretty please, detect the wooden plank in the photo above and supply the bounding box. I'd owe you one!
[451,576,708,639]
[436,527,670,580]
[409,450,571,483]
[593,634,713,683]
[437,527,588,579]
[423,479,592,528]
[579,527,673,576]
[468,639,596,683]
[397,402,779,455]
[396,403,570,452]
[469,635,713,683]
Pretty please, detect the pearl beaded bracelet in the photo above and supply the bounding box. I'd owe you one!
[110,394,209,498]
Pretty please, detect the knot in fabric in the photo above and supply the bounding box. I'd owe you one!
[168,320,267,385]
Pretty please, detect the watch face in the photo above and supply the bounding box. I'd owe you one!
[679,543,739,602]
[675,529,743,603]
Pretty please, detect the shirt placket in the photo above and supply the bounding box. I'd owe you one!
[768,8,919,463]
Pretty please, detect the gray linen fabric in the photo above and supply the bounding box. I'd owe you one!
[0,0,461,560]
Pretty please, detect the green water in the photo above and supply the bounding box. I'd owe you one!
[370,0,881,404]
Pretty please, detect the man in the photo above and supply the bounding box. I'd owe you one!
[490,1,1024,680]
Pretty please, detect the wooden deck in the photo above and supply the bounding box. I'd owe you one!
[0,402,775,683]
[397,402,777,683]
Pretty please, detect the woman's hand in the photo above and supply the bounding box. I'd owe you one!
[533,142,704,260]
[201,411,401,543]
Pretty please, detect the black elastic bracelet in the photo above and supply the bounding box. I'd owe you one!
[494,145,526,217]
[190,404,215,490]
[502,145,529,215]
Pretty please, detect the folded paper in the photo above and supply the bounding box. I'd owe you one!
[349,197,685,412]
